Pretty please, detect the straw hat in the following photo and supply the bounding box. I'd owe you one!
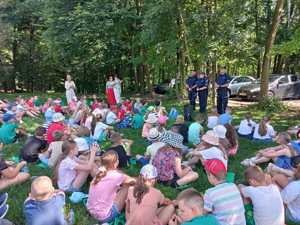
[147,128,161,142]
[202,130,219,145]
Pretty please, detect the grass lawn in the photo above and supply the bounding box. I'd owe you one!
[1,93,300,225]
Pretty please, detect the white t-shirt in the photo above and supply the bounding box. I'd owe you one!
[238,119,256,135]
[84,116,93,130]
[241,185,284,225]
[106,111,117,125]
[207,116,218,129]
[145,142,165,164]
[93,122,108,140]
[200,146,227,168]
[58,156,79,191]
[281,180,300,221]
[253,123,275,140]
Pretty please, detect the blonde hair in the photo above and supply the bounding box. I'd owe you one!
[244,166,265,183]
[258,116,269,136]
[31,176,55,200]
[92,151,119,185]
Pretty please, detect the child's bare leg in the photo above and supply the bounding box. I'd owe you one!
[157,205,175,225]
[0,172,30,191]
[177,171,199,186]
[252,156,270,164]
[72,171,89,189]
[114,186,129,212]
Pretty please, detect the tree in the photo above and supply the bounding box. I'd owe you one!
[260,0,284,100]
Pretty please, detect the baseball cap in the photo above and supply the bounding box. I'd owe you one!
[140,165,158,179]
[204,159,227,176]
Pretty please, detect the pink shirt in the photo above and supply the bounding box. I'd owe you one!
[158,115,168,125]
[87,170,125,221]
[142,123,153,138]
[126,186,165,225]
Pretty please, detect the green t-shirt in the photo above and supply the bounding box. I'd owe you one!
[183,215,219,225]
[0,122,18,144]
[132,114,144,129]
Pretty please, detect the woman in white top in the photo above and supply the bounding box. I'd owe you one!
[113,75,122,104]
[238,114,256,139]
[253,116,276,141]
[65,74,77,104]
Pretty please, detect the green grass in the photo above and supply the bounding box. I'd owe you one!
[1,93,300,225]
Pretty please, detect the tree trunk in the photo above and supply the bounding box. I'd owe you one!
[259,0,284,101]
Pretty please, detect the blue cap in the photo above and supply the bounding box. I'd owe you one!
[3,113,15,122]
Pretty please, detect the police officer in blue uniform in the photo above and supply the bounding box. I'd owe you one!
[215,67,231,114]
[186,70,197,110]
[196,72,209,113]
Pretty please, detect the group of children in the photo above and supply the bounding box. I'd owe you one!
[0,94,299,225]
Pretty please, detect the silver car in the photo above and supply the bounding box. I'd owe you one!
[228,76,256,96]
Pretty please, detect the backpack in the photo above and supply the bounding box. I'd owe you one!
[184,104,192,121]
[168,107,178,120]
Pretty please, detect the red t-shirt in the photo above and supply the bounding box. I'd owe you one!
[117,109,126,120]
[26,99,34,108]
[54,105,62,113]
[47,122,65,144]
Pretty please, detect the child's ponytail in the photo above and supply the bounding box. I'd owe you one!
[133,175,149,204]
[258,117,268,136]
[92,150,118,185]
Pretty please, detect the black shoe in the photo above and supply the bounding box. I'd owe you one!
[0,193,8,209]
[0,204,9,219]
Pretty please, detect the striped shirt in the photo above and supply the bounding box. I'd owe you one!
[204,182,246,225]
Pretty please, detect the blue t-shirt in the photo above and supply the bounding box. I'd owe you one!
[291,141,300,155]
[24,191,67,225]
[188,122,203,145]
[183,215,220,225]
[218,113,233,125]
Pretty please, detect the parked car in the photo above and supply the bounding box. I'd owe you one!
[237,74,300,100]
[228,76,256,96]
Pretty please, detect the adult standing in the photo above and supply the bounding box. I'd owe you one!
[65,74,77,104]
[185,70,198,110]
[113,74,122,104]
[106,75,117,106]
[196,72,209,113]
[215,67,231,114]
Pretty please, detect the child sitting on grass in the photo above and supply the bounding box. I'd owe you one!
[23,176,70,225]
[237,113,256,139]
[0,143,30,190]
[253,116,276,141]
[188,113,204,146]
[204,159,246,225]
[169,188,219,225]
[207,107,219,129]
[142,114,158,139]
[54,140,97,192]
[126,164,175,225]
[39,131,64,168]
[239,166,284,225]
[272,165,300,224]
[241,132,294,168]
[218,107,233,125]
[0,113,25,145]
[87,151,135,224]
[20,126,48,163]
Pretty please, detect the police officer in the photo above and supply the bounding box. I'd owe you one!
[196,71,209,113]
[185,70,197,110]
[215,67,231,114]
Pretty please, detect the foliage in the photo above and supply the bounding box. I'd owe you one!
[256,96,287,113]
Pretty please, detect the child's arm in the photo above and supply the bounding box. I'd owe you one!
[262,147,289,158]
[122,175,136,186]
[74,145,96,171]
[175,157,191,177]
[2,161,27,179]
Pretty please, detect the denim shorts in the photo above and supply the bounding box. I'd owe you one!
[101,203,120,223]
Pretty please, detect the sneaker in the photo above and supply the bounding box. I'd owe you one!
[0,193,8,209]
[0,204,9,219]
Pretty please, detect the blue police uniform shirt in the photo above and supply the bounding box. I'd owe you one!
[186,76,197,90]
[196,77,208,90]
[216,73,230,95]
